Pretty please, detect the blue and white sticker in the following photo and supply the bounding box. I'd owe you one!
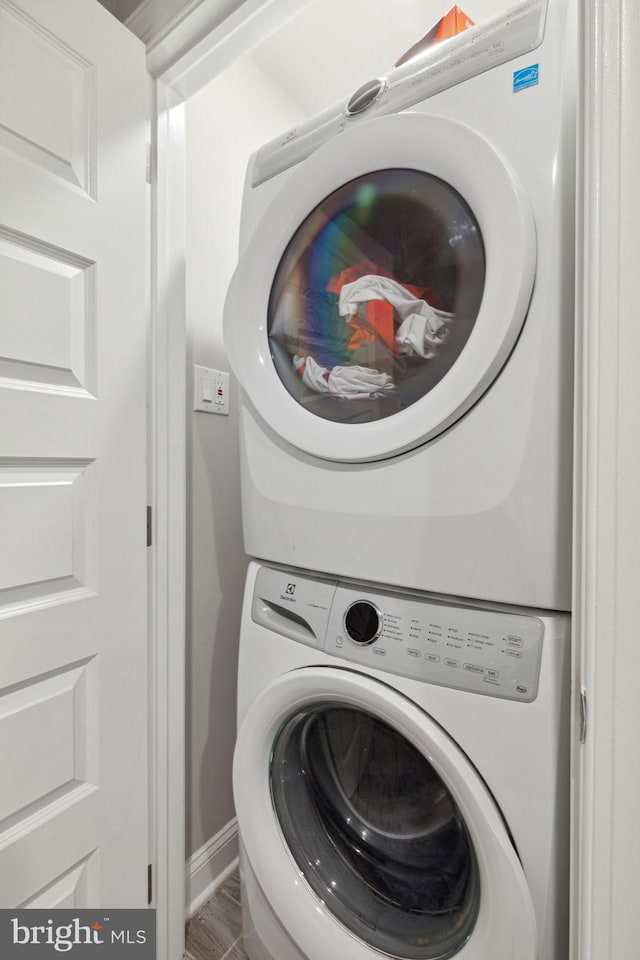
[513,63,539,93]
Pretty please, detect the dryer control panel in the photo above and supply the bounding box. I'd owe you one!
[252,0,548,186]
[252,566,549,702]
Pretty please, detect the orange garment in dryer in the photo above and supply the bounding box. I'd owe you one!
[327,260,443,354]
[327,260,397,353]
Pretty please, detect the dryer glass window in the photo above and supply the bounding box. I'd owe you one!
[270,703,480,959]
[268,169,485,424]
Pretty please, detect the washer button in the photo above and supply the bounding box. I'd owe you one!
[464,663,484,674]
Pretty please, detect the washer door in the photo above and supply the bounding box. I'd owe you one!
[224,113,536,462]
[233,667,536,960]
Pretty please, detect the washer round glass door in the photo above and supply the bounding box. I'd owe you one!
[271,702,479,959]
[233,668,537,960]
[224,113,536,462]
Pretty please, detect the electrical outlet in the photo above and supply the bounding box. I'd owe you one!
[194,365,229,415]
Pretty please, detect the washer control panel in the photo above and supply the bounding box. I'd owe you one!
[326,586,544,702]
[252,566,546,702]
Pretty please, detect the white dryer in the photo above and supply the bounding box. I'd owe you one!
[224,0,576,610]
[234,561,570,960]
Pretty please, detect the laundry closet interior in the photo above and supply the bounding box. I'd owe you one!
[184,0,575,957]
[184,0,544,892]
[84,0,640,957]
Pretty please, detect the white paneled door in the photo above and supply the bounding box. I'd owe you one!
[0,0,149,906]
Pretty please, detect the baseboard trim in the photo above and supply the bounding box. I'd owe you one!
[185,818,239,918]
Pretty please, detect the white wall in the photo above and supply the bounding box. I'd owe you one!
[185,55,304,860]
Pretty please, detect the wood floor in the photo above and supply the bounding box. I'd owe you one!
[185,869,249,960]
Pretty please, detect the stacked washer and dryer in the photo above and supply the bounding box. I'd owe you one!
[224,1,575,958]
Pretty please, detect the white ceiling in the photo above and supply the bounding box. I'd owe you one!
[251,0,516,115]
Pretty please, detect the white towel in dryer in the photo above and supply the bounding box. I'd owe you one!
[294,355,394,399]
[338,274,454,358]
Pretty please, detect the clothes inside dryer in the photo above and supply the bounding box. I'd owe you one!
[270,702,480,959]
[267,168,485,423]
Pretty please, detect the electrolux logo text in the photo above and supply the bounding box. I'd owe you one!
[279,582,297,603]
[0,910,156,959]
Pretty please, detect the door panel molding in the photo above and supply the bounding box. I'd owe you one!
[0,0,148,917]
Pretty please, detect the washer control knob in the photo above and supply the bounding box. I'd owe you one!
[344,600,383,645]
[345,77,387,116]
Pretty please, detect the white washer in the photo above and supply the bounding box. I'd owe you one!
[234,561,570,960]
[224,0,576,610]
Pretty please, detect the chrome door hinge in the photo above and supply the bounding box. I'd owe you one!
[148,864,153,905]
[147,506,152,547]
[579,688,588,743]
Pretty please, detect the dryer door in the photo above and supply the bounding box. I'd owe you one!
[224,113,535,462]
[233,667,536,960]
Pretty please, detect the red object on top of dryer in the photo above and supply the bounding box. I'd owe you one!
[394,5,475,67]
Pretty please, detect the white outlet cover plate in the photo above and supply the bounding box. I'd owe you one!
[194,365,229,415]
